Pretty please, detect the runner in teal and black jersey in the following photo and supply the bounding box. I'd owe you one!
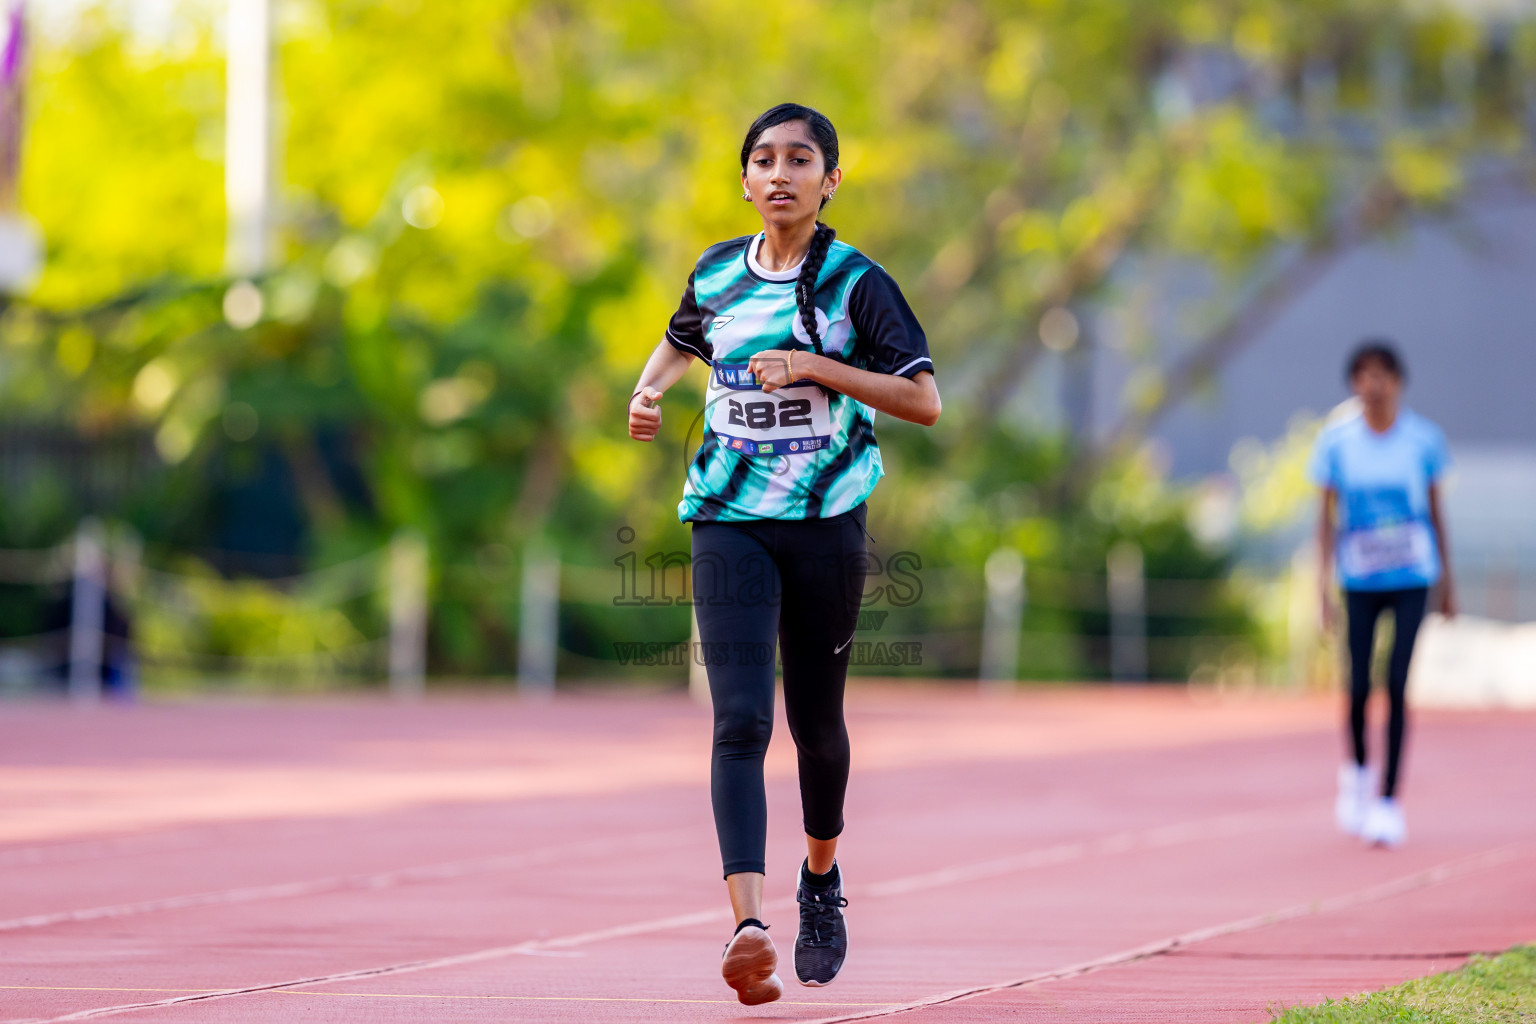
[627,103,940,1004]
[663,227,931,521]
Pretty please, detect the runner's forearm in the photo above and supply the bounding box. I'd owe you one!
[631,341,696,405]
[1428,483,1455,617]
[1428,483,1453,586]
[792,354,940,425]
[1317,489,1335,589]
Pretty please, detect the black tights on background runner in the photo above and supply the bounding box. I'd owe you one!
[692,503,869,878]
[1344,586,1428,799]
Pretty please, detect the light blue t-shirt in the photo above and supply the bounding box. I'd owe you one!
[1308,407,1450,592]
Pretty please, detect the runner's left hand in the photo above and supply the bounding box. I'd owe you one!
[1439,581,1457,619]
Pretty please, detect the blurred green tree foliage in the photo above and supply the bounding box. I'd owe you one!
[5,0,1530,678]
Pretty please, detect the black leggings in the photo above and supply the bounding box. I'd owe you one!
[1344,587,1428,799]
[692,504,869,878]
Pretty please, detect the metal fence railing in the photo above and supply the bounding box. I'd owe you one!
[17,527,1521,700]
[0,522,426,702]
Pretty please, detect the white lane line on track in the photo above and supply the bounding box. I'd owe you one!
[7,803,1310,1023]
[0,828,696,935]
[6,905,749,1024]
[799,841,1534,1024]
[863,805,1309,898]
[0,985,896,1008]
[0,833,216,871]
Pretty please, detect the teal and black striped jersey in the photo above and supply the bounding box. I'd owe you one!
[665,232,933,523]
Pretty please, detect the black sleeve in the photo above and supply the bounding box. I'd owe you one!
[664,271,712,361]
[848,267,933,378]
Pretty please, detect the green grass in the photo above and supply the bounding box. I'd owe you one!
[1270,946,1536,1023]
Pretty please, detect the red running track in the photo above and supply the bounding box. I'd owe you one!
[0,685,1531,1023]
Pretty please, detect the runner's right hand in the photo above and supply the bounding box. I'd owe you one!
[629,387,662,442]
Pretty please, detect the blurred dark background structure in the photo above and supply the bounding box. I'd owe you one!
[4,0,1534,693]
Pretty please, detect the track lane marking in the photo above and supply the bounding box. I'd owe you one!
[0,828,695,934]
[864,804,1310,897]
[0,986,893,1007]
[797,842,1533,1024]
[0,989,205,995]
[273,990,894,1005]
[8,803,1310,1023]
[0,804,1303,935]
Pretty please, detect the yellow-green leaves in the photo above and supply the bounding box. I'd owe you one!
[1164,110,1326,260]
[1385,138,1461,204]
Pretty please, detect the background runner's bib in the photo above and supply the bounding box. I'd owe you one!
[1339,520,1434,580]
[707,361,833,456]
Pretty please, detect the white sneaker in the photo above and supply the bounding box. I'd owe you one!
[1334,763,1371,836]
[1361,797,1406,848]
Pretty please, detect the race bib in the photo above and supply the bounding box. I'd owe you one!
[707,360,833,456]
[1339,520,1432,579]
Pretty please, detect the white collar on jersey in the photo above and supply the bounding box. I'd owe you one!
[746,232,804,282]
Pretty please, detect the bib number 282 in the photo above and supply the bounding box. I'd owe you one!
[726,397,812,429]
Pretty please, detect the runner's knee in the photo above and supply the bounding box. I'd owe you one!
[787,714,847,766]
[713,702,773,759]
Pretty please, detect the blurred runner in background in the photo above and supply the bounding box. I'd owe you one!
[1311,341,1456,848]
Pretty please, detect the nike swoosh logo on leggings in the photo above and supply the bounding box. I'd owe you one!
[834,630,856,654]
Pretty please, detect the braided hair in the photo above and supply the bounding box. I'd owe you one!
[795,223,836,355]
[740,103,840,355]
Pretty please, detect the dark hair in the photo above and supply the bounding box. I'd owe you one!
[740,103,839,355]
[1346,340,1406,383]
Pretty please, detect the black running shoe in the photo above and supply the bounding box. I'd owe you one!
[793,861,848,986]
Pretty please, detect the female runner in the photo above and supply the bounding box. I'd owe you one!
[1312,341,1455,848]
[627,103,941,1003]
